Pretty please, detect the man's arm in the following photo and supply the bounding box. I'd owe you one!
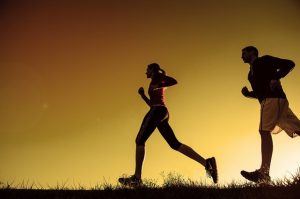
[247,91,257,99]
[241,86,257,99]
[268,56,295,80]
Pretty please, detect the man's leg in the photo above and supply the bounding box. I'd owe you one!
[241,130,272,183]
[260,130,273,174]
[241,99,274,183]
[285,107,300,137]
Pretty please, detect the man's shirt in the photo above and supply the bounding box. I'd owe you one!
[248,55,295,102]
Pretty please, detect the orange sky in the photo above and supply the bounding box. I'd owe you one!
[1,0,300,187]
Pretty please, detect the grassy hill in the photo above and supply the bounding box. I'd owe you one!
[1,171,300,199]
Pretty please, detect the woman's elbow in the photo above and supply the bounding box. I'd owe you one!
[172,79,178,85]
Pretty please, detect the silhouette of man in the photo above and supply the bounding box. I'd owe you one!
[240,46,300,183]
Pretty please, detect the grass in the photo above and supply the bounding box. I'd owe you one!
[1,170,300,199]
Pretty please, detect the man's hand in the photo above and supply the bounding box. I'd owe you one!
[241,86,249,97]
[138,87,145,95]
[270,80,281,91]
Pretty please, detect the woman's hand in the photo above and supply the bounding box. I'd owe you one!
[138,87,145,95]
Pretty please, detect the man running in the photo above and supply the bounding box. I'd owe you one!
[240,46,300,183]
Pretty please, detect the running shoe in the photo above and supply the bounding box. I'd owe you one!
[241,169,271,183]
[205,157,218,183]
[118,175,142,187]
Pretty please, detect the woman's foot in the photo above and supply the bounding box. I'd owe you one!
[205,157,218,183]
[118,175,142,187]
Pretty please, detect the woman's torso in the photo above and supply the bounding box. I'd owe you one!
[148,76,166,106]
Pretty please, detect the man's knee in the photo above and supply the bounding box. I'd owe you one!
[259,130,271,135]
[259,130,272,140]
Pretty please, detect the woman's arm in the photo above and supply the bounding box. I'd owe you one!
[138,87,150,106]
[159,75,178,88]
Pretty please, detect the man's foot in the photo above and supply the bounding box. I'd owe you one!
[241,169,271,183]
[205,157,218,183]
[118,175,142,187]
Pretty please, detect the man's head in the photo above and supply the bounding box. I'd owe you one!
[241,46,259,64]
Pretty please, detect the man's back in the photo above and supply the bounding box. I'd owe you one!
[248,55,294,102]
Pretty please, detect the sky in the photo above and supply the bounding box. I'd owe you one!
[1,0,300,187]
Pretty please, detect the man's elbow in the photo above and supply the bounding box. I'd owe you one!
[286,59,295,68]
[290,60,296,68]
[291,60,295,68]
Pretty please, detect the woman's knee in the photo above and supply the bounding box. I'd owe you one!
[169,141,182,150]
[135,137,145,146]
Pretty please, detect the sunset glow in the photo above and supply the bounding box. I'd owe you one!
[1,0,300,187]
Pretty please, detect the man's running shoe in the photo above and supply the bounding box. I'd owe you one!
[118,175,142,187]
[241,169,271,184]
[205,157,218,183]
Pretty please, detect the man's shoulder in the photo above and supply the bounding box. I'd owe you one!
[257,55,279,65]
[259,55,276,60]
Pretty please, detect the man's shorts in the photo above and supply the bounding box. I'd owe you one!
[260,98,300,137]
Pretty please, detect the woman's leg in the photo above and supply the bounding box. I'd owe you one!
[177,144,206,167]
[158,121,218,183]
[134,145,145,179]
[134,109,160,179]
[157,121,206,166]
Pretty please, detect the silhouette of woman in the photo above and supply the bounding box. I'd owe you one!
[119,63,218,186]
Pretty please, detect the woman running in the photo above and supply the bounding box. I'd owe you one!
[119,63,218,186]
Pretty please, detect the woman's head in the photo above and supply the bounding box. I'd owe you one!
[146,63,166,78]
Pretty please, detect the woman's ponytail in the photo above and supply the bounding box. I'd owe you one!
[159,68,166,75]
